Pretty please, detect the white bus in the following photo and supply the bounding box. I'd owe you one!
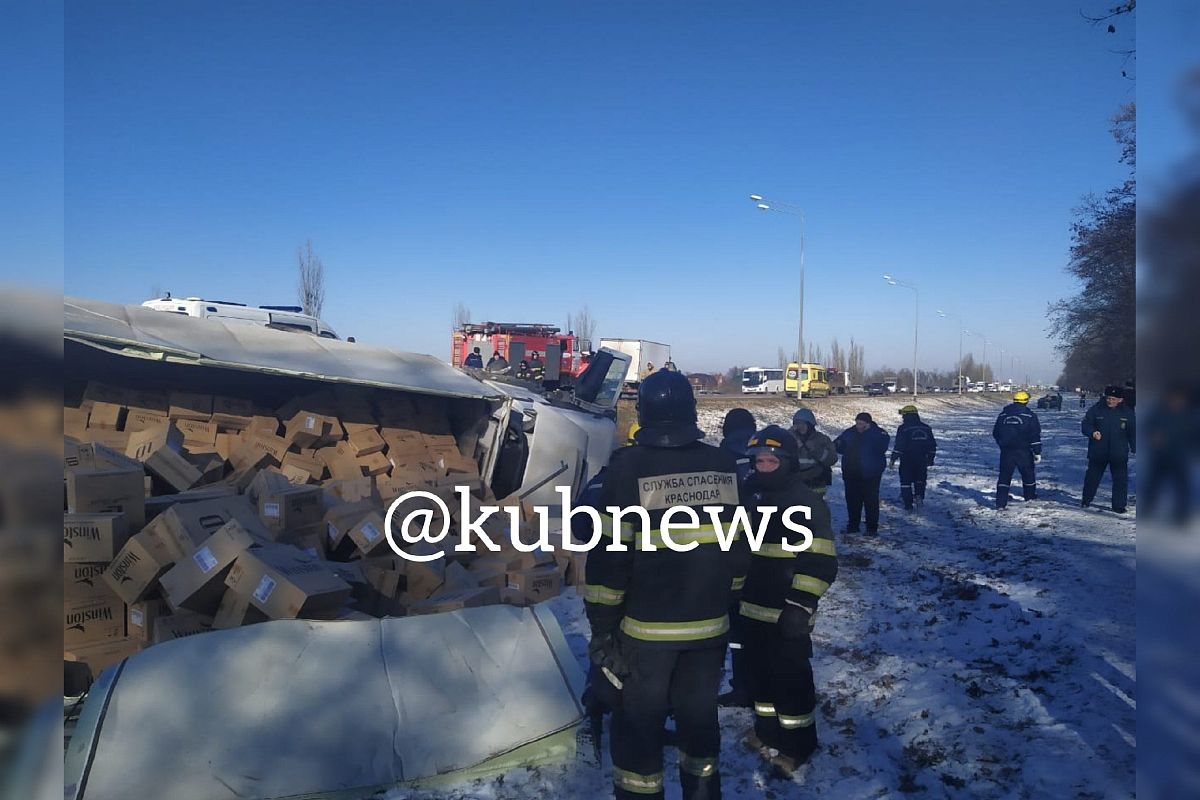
[742,367,785,394]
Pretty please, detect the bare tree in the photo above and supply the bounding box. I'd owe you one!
[829,338,847,372]
[776,347,787,368]
[452,302,472,329]
[569,305,598,346]
[847,337,865,382]
[296,239,326,318]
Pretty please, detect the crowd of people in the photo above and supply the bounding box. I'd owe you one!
[576,372,1139,799]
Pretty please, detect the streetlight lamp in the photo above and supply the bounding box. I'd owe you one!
[749,194,805,399]
[937,309,965,395]
[883,274,919,399]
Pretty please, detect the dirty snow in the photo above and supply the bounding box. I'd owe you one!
[383,395,1135,799]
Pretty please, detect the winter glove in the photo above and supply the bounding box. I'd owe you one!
[777,602,814,640]
[1034,454,1042,464]
[588,632,630,678]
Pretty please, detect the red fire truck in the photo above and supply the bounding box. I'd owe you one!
[450,322,591,379]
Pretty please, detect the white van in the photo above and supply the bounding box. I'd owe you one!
[142,295,339,339]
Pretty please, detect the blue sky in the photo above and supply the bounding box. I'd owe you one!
[48,1,1135,379]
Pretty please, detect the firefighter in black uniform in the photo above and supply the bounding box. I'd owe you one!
[584,370,749,800]
[992,390,1042,509]
[738,425,838,776]
[890,404,938,511]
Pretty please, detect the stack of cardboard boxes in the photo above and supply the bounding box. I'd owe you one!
[63,381,583,681]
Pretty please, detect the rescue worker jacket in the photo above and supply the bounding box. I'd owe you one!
[893,414,938,465]
[719,431,754,492]
[793,427,837,488]
[1083,401,1136,461]
[583,441,750,650]
[992,403,1042,456]
[738,474,838,628]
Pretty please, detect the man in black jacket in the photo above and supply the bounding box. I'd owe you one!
[739,425,838,777]
[890,404,938,511]
[992,390,1042,509]
[1082,385,1137,513]
[834,413,890,534]
[584,371,749,800]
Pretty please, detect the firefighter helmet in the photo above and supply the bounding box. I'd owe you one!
[746,424,800,470]
[899,404,918,415]
[625,422,641,446]
[1013,390,1031,404]
[635,370,704,447]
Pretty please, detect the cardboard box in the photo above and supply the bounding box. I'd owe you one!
[230,433,289,470]
[381,428,429,458]
[214,433,237,460]
[63,512,128,563]
[442,561,479,593]
[125,408,170,433]
[87,401,126,430]
[176,419,218,448]
[78,428,132,452]
[403,559,445,601]
[127,424,202,492]
[65,406,89,439]
[210,396,255,429]
[247,414,281,437]
[103,531,177,604]
[284,411,338,449]
[506,565,562,605]
[467,559,509,590]
[168,391,213,421]
[247,467,292,505]
[317,441,363,481]
[408,587,501,616]
[127,598,169,642]
[348,428,386,456]
[347,511,390,556]
[281,451,324,482]
[66,467,146,530]
[323,500,377,554]
[212,587,270,629]
[325,477,378,503]
[152,612,213,644]
[356,451,391,477]
[64,637,142,680]
[155,495,268,557]
[159,520,259,615]
[225,545,352,620]
[143,484,238,519]
[186,453,227,485]
[64,562,115,600]
[64,587,126,648]
[258,485,323,538]
[67,441,143,472]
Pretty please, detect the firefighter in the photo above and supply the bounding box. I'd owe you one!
[529,351,545,381]
[1081,385,1136,513]
[992,389,1042,509]
[515,359,532,380]
[718,408,756,491]
[739,425,838,776]
[584,370,749,800]
[790,408,837,497]
[890,404,937,511]
[717,408,756,710]
[463,347,484,368]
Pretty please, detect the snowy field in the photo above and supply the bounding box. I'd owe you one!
[385,395,1136,799]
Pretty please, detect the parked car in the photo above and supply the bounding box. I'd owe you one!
[865,382,888,397]
[849,384,865,394]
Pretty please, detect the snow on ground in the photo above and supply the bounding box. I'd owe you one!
[383,395,1136,799]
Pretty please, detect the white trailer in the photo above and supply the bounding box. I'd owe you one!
[598,338,672,390]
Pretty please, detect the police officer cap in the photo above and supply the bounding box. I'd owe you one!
[1104,385,1123,398]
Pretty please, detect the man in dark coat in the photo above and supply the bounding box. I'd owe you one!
[463,347,484,368]
[790,408,837,498]
[834,412,890,534]
[1082,385,1137,513]
[992,390,1042,509]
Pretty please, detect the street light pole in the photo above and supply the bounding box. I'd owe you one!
[884,274,919,399]
[750,194,805,400]
[937,310,964,395]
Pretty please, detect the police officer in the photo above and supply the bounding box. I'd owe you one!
[992,389,1042,509]
[790,408,837,498]
[1082,385,1137,513]
[584,371,749,800]
[463,346,484,368]
[890,404,937,511]
[738,425,838,777]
